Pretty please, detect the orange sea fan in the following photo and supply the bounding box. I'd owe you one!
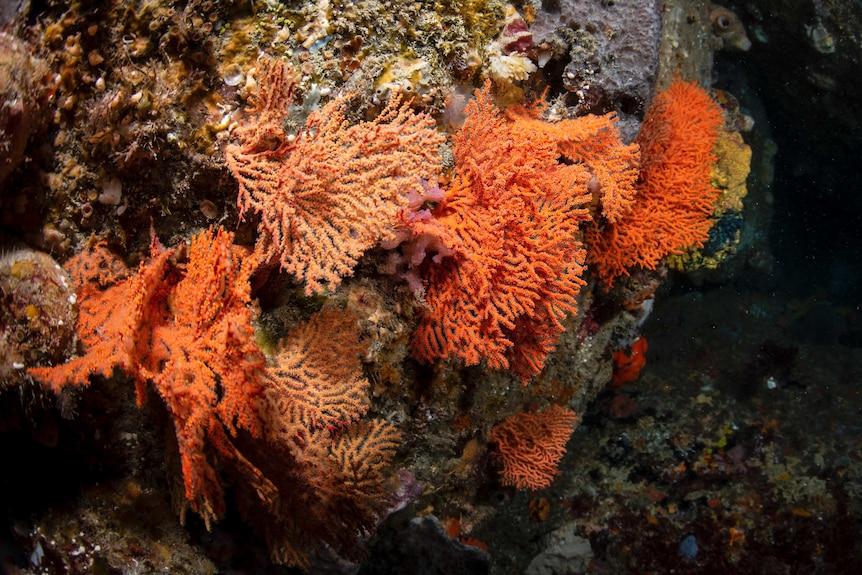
[411,83,593,382]
[28,239,173,394]
[263,308,370,437]
[30,228,268,527]
[225,57,444,295]
[587,80,724,287]
[489,405,579,490]
[231,308,401,567]
[506,103,640,222]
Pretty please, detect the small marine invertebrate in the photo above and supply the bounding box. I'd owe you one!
[373,56,432,106]
[610,336,648,388]
[708,3,752,52]
[489,405,579,490]
[226,57,444,295]
[0,248,77,386]
[482,5,538,103]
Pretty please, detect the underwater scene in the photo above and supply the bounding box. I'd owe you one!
[1,0,861,573]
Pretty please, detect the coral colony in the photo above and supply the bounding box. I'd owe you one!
[26,62,725,566]
[1,0,761,571]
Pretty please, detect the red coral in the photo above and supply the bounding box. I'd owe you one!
[411,83,595,382]
[587,81,724,287]
[30,228,266,526]
[226,57,444,295]
[489,405,579,490]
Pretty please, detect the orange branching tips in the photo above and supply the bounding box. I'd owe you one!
[27,241,151,392]
[226,57,444,295]
[241,308,401,567]
[30,228,266,525]
[412,84,598,382]
[489,405,579,490]
[505,104,640,222]
[587,81,725,287]
[143,228,266,520]
[29,237,403,564]
[264,308,370,434]
[325,419,401,504]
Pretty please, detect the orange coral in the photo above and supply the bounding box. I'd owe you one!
[235,417,400,568]
[31,237,403,565]
[28,240,170,393]
[141,228,266,523]
[264,308,369,435]
[230,57,297,153]
[489,405,579,490]
[506,104,640,222]
[30,228,267,526]
[587,81,724,287]
[411,83,595,382]
[226,57,444,295]
[236,308,401,567]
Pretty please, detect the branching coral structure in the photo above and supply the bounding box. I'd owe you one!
[30,228,267,526]
[237,308,401,568]
[489,405,579,490]
[412,83,636,382]
[226,57,444,295]
[505,103,640,223]
[587,80,725,287]
[29,235,402,566]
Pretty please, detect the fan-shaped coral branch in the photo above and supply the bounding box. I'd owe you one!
[30,228,267,527]
[489,405,579,490]
[264,308,369,435]
[587,80,724,287]
[225,57,444,295]
[412,83,595,382]
[506,103,640,222]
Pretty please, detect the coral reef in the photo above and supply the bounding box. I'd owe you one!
[0,0,781,573]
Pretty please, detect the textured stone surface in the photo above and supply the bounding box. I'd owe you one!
[531,0,662,137]
[358,515,490,575]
